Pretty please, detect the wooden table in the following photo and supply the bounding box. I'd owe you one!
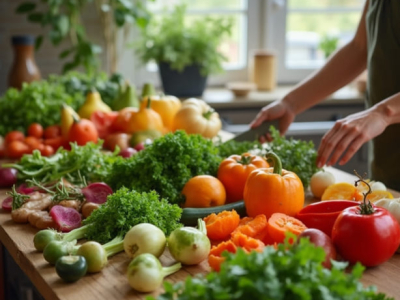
[1,167,400,300]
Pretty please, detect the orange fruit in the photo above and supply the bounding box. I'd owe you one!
[366,190,393,203]
[321,182,363,201]
[182,175,226,208]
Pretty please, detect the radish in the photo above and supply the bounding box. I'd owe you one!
[1,196,12,212]
[50,205,82,232]
[17,183,38,194]
[81,182,112,204]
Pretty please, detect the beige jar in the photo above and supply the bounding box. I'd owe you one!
[250,50,277,91]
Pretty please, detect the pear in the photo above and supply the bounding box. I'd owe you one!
[141,83,156,99]
[112,82,139,111]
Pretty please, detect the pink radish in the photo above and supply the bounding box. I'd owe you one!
[81,182,112,204]
[1,196,12,212]
[50,205,82,232]
[17,183,38,194]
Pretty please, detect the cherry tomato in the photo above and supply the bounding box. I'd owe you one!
[44,136,64,151]
[332,205,400,267]
[28,123,44,138]
[90,111,118,139]
[6,140,30,159]
[44,125,62,139]
[5,131,25,145]
[41,145,55,157]
[24,136,42,151]
[68,119,99,146]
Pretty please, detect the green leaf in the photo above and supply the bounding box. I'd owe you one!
[114,9,125,27]
[27,12,43,23]
[49,29,62,45]
[56,15,70,37]
[34,35,43,51]
[16,2,36,13]
[59,48,73,59]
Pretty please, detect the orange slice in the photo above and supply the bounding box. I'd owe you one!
[321,182,363,201]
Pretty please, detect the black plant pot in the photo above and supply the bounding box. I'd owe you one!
[158,62,207,98]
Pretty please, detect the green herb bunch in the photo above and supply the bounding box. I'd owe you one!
[265,127,319,188]
[150,236,392,300]
[83,187,182,243]
[135,5,233,76]
[107,130,222,204]
[3,142,117,185]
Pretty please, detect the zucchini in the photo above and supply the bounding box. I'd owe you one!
[180,200,247,226]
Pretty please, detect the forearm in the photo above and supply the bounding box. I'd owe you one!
[284,40,367,115]
[374,92,400,125]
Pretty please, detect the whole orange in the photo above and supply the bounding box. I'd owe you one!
[182,175,226,208]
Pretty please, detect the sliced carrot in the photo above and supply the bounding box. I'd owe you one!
[268,213,307,244]
[204,210,240,241]
[231,232,265,253]
[208,240,237,272]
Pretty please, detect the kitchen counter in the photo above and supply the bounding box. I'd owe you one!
[202,85,364,110]
[1,167,400,300]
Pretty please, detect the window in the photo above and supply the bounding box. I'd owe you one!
[134,0,263,88]
[133,0,364,88]
[266,0,364,83]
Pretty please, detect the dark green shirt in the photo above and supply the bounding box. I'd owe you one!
[366,0,400,190]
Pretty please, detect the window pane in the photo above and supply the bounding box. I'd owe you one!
[289,0,364,9]
[148,0,246,11]
[286,12,361,68]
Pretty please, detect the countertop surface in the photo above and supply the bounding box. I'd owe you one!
[1,167,400,300]
[203,85,365,109]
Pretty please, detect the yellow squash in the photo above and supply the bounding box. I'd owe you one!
[172,98,221,138]
[141,95,181,131]
[127,98,164,134]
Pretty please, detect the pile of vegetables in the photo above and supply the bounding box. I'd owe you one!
[107,130,222,204]
[3,142,118,185]
[216,127,319,188]
[150,236,393,300]
[0,71,123,135]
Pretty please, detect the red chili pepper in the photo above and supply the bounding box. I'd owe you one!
[295,200,358,237]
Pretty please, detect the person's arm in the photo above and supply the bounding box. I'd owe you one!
[317,92,400,168]
[251,0,369,134]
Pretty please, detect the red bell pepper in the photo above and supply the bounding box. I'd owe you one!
[295,200,358,237]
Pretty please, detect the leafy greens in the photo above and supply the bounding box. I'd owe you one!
[150,236,392,300]
[83,187,182,243]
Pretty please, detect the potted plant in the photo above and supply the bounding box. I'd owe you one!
[135,5,233,98]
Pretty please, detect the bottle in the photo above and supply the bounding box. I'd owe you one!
[8,35,41,89]
[249,50,277,91]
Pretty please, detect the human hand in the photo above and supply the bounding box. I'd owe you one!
[250,100,295,142]
[316,109,388,168]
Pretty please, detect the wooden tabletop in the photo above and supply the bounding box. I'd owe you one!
[1,166,400,300]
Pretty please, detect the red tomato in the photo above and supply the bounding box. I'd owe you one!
[68,119,99,146]
[90,111,118,139]
[44,125,62,139]
[28,123,44,138]
[111,107,138,133]
[6,140,30,159]
[44,136,64,151]
[5,131,25,145]
[332,205,400,267]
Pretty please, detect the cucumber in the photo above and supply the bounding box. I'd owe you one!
[180,200,247,226]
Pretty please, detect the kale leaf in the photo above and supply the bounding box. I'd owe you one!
[83,187,182,243]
